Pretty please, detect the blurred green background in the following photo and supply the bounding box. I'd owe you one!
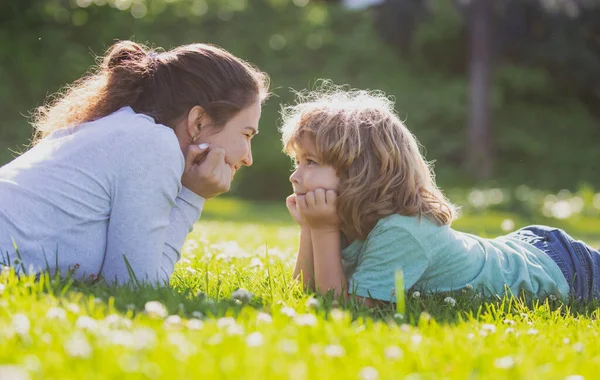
[1,0,599,202]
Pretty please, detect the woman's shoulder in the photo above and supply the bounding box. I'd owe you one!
[93,107,182,161]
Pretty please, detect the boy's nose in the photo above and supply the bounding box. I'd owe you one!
[289,169,299,184]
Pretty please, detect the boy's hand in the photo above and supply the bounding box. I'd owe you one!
[297,189,339,232]
[286,194,307,226]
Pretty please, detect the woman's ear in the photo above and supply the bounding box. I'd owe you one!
[186,105,208,142]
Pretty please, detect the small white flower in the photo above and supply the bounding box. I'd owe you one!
[505,327,515,334]
[185,267,197,275]
[0,283,5,295]
[66,303,80,314]
[132,328,157,350]
[358,366,379,380]
[0,365,30,380]
[246,332,264,347]
[75,316,98,331]
[444,297,456,307]
[384,346,403,359]
[256,312,273,324]
[411,334,423,345]
[217,317,236,329]
[305,297,320,309]
[501,218,515,232]
[394,313,404,320]
[279,339,298,354]
[164,315,183,328]
[527,328,538,335]
[192,311,203,319]
[231,288,253,303]
[412,291,420,298]
[187,318,204,330]
[563,338,571,344]
[502,319,515,326]
[103,314,132,329]
[330,309,345,321]
[549,294,558,301]
[144,301,167,318]
[280,306,297,318]
[494,356,515,369]
[324,344,345,357]
[481,324,496,333]
[294,314,318,326]
[564,375,584,380]
[465,283,473,291]
[64,332,93,358]
[46,307,67,320]
[249,257,263,268]
[573,342,584,352]
[467,333,475,339]
[12,314,30,336]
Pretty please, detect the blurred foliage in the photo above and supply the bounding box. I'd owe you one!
[0,0,599,201]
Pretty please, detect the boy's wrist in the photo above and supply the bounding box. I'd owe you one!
[310,227,340,236]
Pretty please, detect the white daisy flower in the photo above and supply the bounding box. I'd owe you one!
[144,301,167,318]
[12,314,30,336]
[324,344,345,357]
[294,314,318,327]
[384,346,403,359]
[64,332,93,358]
[246,332,264,347]
[444,297,456,307]
[46,307,67,320]
[358,366,379,380]
[231,288,253,303]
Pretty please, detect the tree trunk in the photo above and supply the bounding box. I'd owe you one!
[466,0,494,180]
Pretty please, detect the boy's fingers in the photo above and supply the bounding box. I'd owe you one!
[296,195,308,210]
[314,189,326,205]
[305,191,316,207]
[325,190,337,205]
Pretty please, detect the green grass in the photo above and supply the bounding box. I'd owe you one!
[1,197,599,379]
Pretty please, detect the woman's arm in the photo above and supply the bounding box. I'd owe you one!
[101,128,199,285]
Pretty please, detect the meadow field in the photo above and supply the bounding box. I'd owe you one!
[1,195,599,379]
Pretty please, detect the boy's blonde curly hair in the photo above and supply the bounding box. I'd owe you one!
[280,82,456,240]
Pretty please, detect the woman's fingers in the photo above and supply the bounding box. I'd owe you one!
[184,143,210,169]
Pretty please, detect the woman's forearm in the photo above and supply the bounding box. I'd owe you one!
[293,226,315,291]
[311,229,346,298]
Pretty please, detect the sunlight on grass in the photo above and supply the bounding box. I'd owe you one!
[0,197,598,378]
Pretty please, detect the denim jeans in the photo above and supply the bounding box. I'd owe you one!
[508,225,600,300]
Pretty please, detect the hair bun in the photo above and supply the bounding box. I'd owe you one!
[104,40,148,70]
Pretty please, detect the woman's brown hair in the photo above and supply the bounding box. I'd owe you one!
[32,40,269,142]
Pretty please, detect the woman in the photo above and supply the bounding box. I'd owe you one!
[0,40,269,285]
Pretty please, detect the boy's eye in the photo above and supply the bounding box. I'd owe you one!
[307,159,317,166]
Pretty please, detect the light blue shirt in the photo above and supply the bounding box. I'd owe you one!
[0,107,204,285]
[341,214,570,301]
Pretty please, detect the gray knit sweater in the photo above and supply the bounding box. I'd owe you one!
[0,107,204,285]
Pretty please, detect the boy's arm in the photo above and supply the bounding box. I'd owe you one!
[311,228,347,298]
[293,225,315,291]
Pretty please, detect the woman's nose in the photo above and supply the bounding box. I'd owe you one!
[241,147,253,167]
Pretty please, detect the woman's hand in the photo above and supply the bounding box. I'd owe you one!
[286,194,307,226]
[297,189,339,232]
[181,144,232,199]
